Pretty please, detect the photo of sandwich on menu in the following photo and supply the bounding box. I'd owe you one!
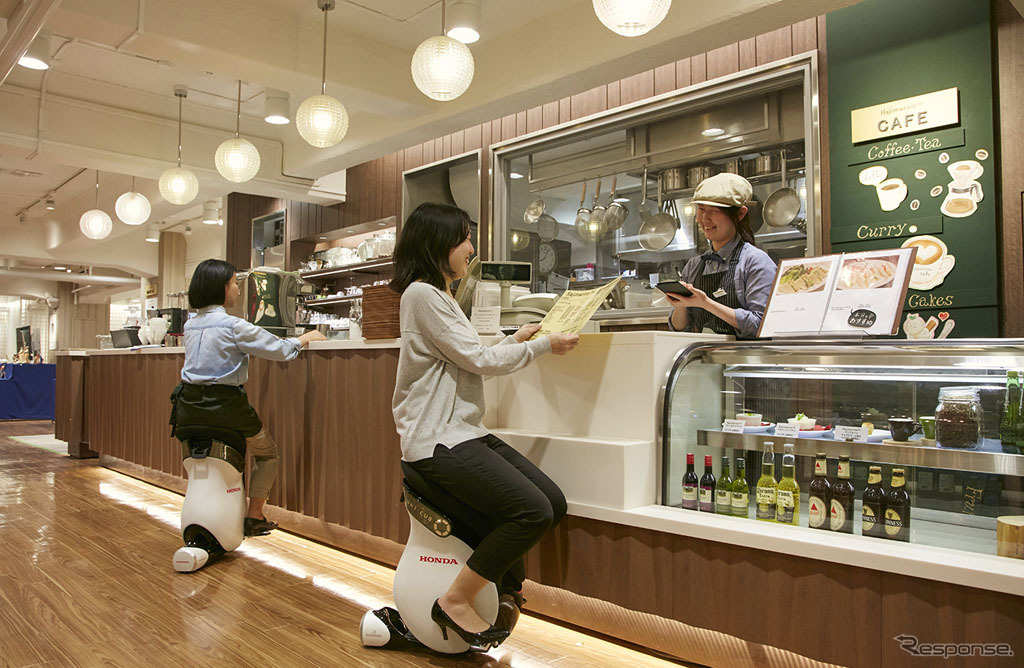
[759,248,916,338]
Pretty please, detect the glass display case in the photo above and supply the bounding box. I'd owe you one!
[661,339,1024,559]
[491,56,821,308]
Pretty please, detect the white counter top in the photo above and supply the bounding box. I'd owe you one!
[308,338,401,350]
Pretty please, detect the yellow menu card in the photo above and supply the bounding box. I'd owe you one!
[532,276,622,338]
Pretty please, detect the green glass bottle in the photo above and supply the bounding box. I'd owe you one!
[775,443,800,525]
[1002,370,1022,454]
[756,441,777,522]
[731,457,749,518]
[716,455,733,515]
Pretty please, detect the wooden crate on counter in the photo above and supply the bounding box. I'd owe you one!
[361,285,401,339]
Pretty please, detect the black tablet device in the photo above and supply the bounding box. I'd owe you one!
[656,281,694,298]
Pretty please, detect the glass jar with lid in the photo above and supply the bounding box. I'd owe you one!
[935,386,983,449]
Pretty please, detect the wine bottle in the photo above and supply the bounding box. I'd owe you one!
[756,441,777,522]
[699,455,716,513]
[682,453,698,510]
[716,455,733,515]
[775,443,800,525]
[731,457,749,518]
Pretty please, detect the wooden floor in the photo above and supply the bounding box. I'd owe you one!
[0,421,691,668]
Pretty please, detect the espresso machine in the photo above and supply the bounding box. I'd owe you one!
[244,267,313,335]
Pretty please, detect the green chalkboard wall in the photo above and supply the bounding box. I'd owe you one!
[827,0,997,338]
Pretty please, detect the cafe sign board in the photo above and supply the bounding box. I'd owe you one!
[850,87,959,144]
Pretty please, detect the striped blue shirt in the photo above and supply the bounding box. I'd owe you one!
[181,306,301,385]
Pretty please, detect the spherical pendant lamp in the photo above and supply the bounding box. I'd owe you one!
[412,1,474,101]
[159,88,200,205]
[592,0,672,37]
[114,177,151,225]
[296,1,350,148]
[215,81,261,183]
[80,170,113,240]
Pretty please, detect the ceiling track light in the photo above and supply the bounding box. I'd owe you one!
[145,223,160,243]
[79,170,113,240]
[592,0,672,37]
[159,87,200,205]
[215,80,261,183]
[412,0,475,101]
[264,88,291,125]
[18,29,51,70]
[115,175,152,225]
[446,0,480,44]
[44,195,56,210]
[296,0,349,148]
[202,200,221,225]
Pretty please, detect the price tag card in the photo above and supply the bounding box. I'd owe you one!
[470,306,501,335]
[722,419,746,434]
[774,423,800,439]
[835,425,869,442]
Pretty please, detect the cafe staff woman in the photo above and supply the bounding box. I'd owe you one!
[665,173,778,339]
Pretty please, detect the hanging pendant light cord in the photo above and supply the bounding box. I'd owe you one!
[235,80,242,138]
[176,95,183,167]
[321,6,328,95]
[94,170,100,208]
[440,0,446,35]
[131,175,136,194]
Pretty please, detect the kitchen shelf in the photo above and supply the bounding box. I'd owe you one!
[300,259,393,280]
[661,166,806,199]
[303,295,361,308]
[697,429,1024,477]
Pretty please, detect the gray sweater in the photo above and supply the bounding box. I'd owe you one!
[392,282,552,462]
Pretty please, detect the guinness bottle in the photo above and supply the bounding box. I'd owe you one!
[808,453,831,530]
[830,455,855,534]
[682,453,698,510]
[884,468,911,542]
[861,465,886,538]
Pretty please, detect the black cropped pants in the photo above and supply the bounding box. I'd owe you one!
[403,433,566,588]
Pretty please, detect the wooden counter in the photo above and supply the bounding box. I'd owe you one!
[60,338,1024,668]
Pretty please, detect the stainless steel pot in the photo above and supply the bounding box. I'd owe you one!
[754,154,780,175]
[661,168,686,191]
[722,158,742,175]
[687,165,715,188]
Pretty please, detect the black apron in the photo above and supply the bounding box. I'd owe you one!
[169,382,262,438]
[688,240,746,337]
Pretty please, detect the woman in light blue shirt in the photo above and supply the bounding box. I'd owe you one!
[171,259,324,537]
[666,174,778,339]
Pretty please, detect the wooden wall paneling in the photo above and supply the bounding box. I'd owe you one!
[689,53,707,84]
[619,71,654,106]
[706,43,740,81]
[394,150,405,233]
[755,25,794,65]
[381,152,398,221]
[558,96,571,124]
[654,63,676,95]
[324,203,339,234]
[403,143,423,173]
[880,572,1024,668]
[606,80,620,111]
[421,138,435,167]
[526,105,543,134]
[515,110,528,137]
[441,134,452,160]
[542,101,559,129]
[501,114,517,142]
[479,121,492,260]
[791,17,818,53]
[451,130,465,157]
[996,0,1024,336]
[433,137,444,162]
[370,158,382,222]
[674,58,691,90]
[463,124,482,152]
[739,37,757,70]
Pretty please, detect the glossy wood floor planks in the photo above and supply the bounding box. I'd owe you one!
[0,422,691,668]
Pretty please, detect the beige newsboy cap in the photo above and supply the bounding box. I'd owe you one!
[691,173,753,208]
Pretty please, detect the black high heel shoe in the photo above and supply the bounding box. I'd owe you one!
[430,599,510,649]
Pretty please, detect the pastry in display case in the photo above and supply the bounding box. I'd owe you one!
[661,339,1024,560]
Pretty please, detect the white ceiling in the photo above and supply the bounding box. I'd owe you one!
[0,0,863,291]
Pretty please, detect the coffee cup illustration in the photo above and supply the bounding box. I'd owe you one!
[876,178,908,211]
[901,234,955,290]
[941,160,984,218]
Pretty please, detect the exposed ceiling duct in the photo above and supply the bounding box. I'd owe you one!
[0,267,140,286]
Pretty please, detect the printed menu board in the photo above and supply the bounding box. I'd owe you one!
[531,276,622,338]
[759,248,916,337]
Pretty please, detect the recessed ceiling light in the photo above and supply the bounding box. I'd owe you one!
[319,236,327,240]
[509,172,524,179]
[53,265,66,270]
[11,169,42,177]
[66,269,72,273]
[377,222,387,226]
[701,127,725,137]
